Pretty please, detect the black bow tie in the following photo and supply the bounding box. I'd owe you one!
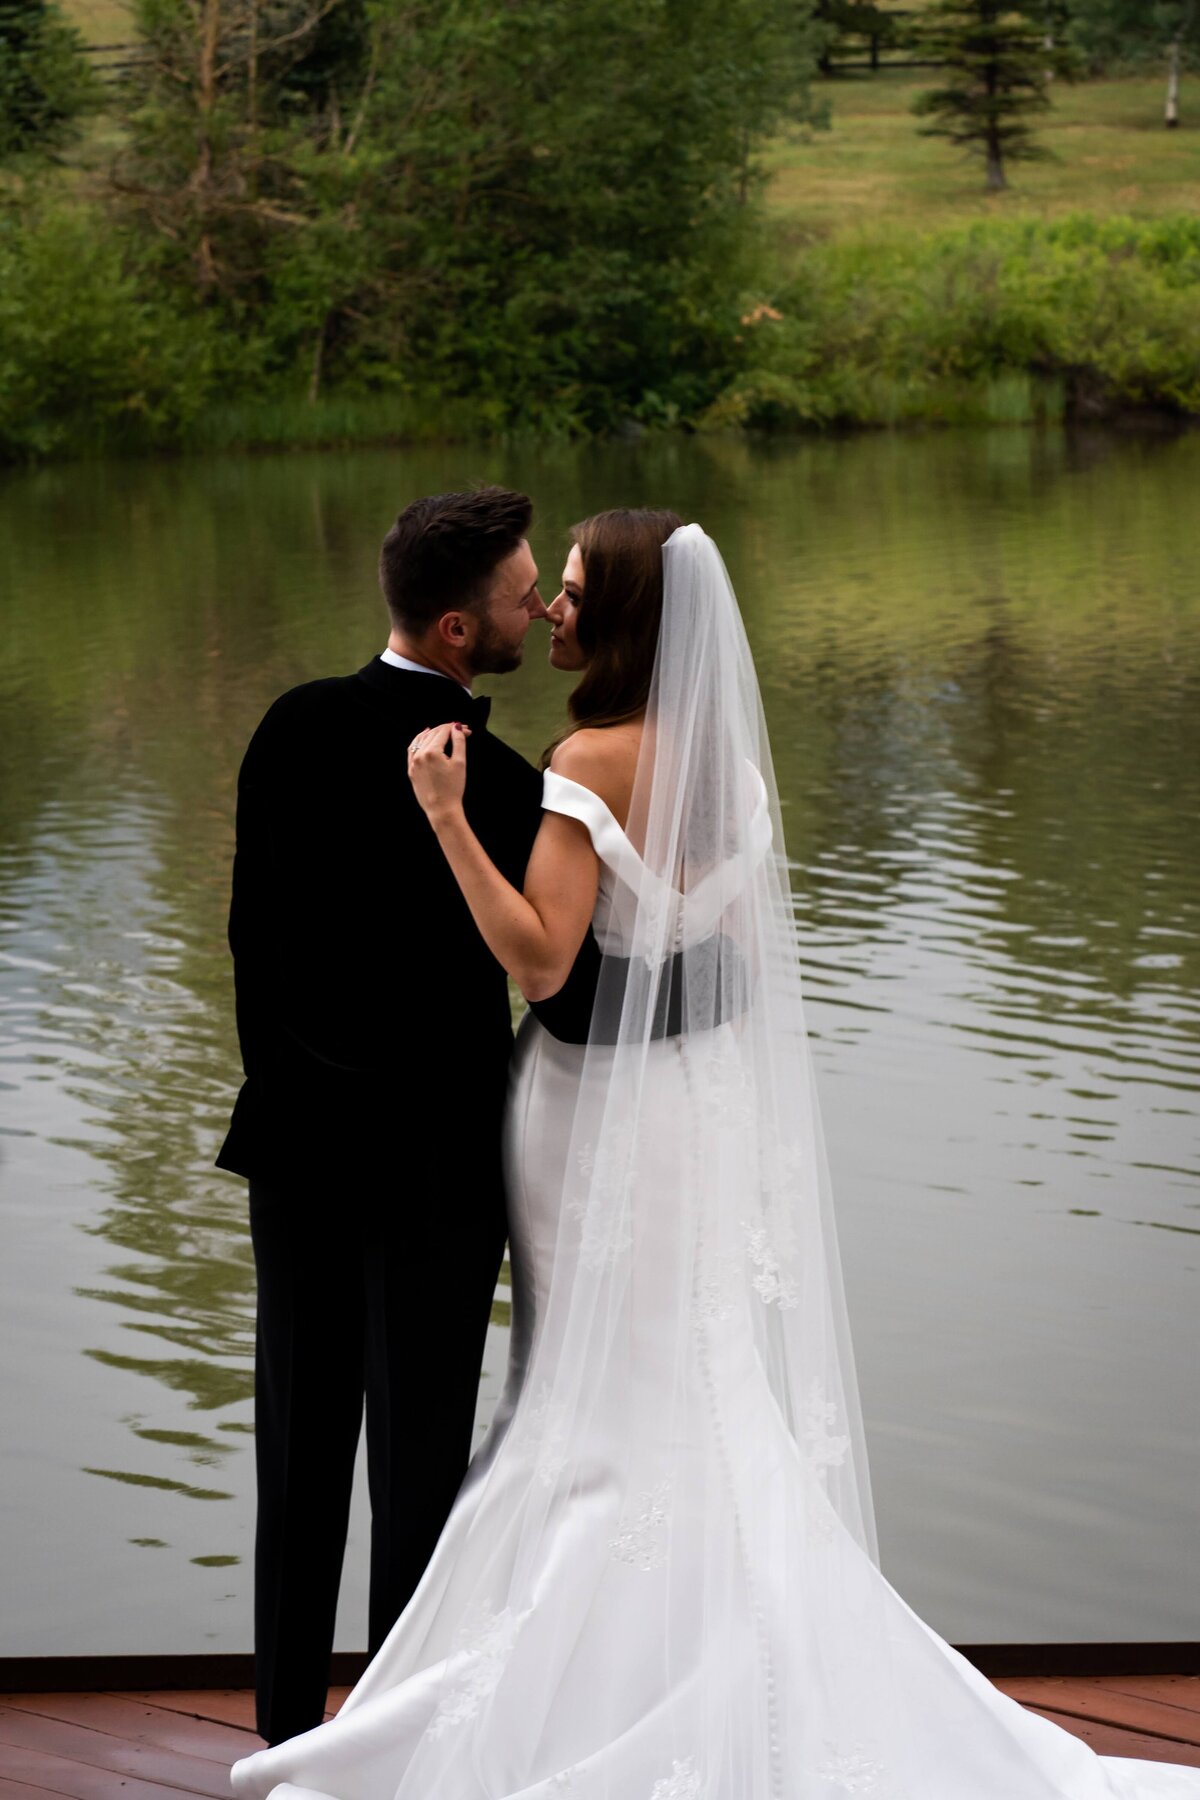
[465,693,492,728]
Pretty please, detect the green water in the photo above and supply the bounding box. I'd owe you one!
[1,428,1197,1654]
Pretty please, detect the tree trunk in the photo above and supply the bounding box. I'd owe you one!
[247,0,257,137]
[308,316,328,403]
[195,0,220,287]
[985,62,1006,191]
[1043,0,1057,61]
[986,126,1006,190]
[1165,35,1182,127]
[343,38,378,158]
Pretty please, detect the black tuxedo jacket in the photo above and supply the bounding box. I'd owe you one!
[216,658,599,1187]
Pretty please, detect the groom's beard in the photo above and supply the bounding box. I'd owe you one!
[468,615,523,677]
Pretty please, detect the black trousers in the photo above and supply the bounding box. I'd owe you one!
[248,1168,507,1746]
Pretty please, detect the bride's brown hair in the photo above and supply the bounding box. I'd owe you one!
[543,507,684,765]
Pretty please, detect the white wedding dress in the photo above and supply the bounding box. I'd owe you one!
[232,529,1199,1800]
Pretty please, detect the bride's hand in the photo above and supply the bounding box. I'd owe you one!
[408,721,471,822]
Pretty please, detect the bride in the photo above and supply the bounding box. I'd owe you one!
[232,513,1198,1800]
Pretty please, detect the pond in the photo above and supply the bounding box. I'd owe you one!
[1,426,1197,1656]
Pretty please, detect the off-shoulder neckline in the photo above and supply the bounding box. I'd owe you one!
[542,764,775,927]
[543,769,632,835]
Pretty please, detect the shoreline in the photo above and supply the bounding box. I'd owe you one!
[2,396,1196,474]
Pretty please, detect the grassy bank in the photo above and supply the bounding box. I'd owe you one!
[180,393,502,456]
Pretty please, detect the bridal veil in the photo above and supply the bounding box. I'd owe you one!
[345,522,878,1795]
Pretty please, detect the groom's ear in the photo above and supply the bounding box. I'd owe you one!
[435,609,470,647]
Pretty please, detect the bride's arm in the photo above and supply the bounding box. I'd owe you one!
[408,722,599,1003]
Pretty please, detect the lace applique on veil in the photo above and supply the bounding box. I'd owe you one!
[649,1757,702,1800]
[425,1604,520,1739]
[609,1481,672,1571]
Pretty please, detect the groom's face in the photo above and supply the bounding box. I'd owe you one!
[466,538,547,676]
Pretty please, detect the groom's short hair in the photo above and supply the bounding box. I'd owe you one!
[379,487,533,633]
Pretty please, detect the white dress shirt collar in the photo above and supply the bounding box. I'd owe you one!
[379,647,471,695]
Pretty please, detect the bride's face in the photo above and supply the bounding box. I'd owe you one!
[546,545,587,672]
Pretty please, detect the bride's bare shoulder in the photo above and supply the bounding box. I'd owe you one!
[549,723,642,827]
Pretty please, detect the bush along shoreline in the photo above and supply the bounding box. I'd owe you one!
[709,214,1200,434]
[2,203,1198,463]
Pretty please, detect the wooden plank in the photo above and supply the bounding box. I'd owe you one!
[121,1690,259,1734]
[1089,1675,1200,1717]
[135,1684,343,1733]
[0,1710,230,1800]
[4,1679,1198,1797]
[1026,1707,1200,1768]
[323,1688,351,1720]
[0,1780,83,1800]
[0,1743,208,1800]
[996,1674,1200,1712]
[6,1696,252,1763]
[998,1678,1200,1745]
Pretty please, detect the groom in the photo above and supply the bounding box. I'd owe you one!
[217,487,597,1745]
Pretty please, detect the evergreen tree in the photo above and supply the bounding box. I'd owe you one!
[814,1,897,73]
[1043,1,1074,42]
[278,0,367,123]
[1037,4,1074,82]
[1070,0,1198,125]
[0,0,96,159]
[112,0,363,295]
[910,1,1070,190]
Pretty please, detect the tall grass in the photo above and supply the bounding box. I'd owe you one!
[181,392,494,454]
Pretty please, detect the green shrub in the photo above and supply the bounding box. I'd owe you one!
[3,198,1197,461]
[716,214,1200,429]
[0,197,214,459]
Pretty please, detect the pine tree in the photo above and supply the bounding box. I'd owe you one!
[814,1,897,73]
[0,0,96,159]
[910,1,1069,190]
[112,0,363,296]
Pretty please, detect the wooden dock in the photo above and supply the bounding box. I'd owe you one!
[1,1677,1198,1796]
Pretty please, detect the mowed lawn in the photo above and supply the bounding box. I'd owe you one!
[764,70,1200,247]
[66,0,132,48]
[64,0,136,151]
